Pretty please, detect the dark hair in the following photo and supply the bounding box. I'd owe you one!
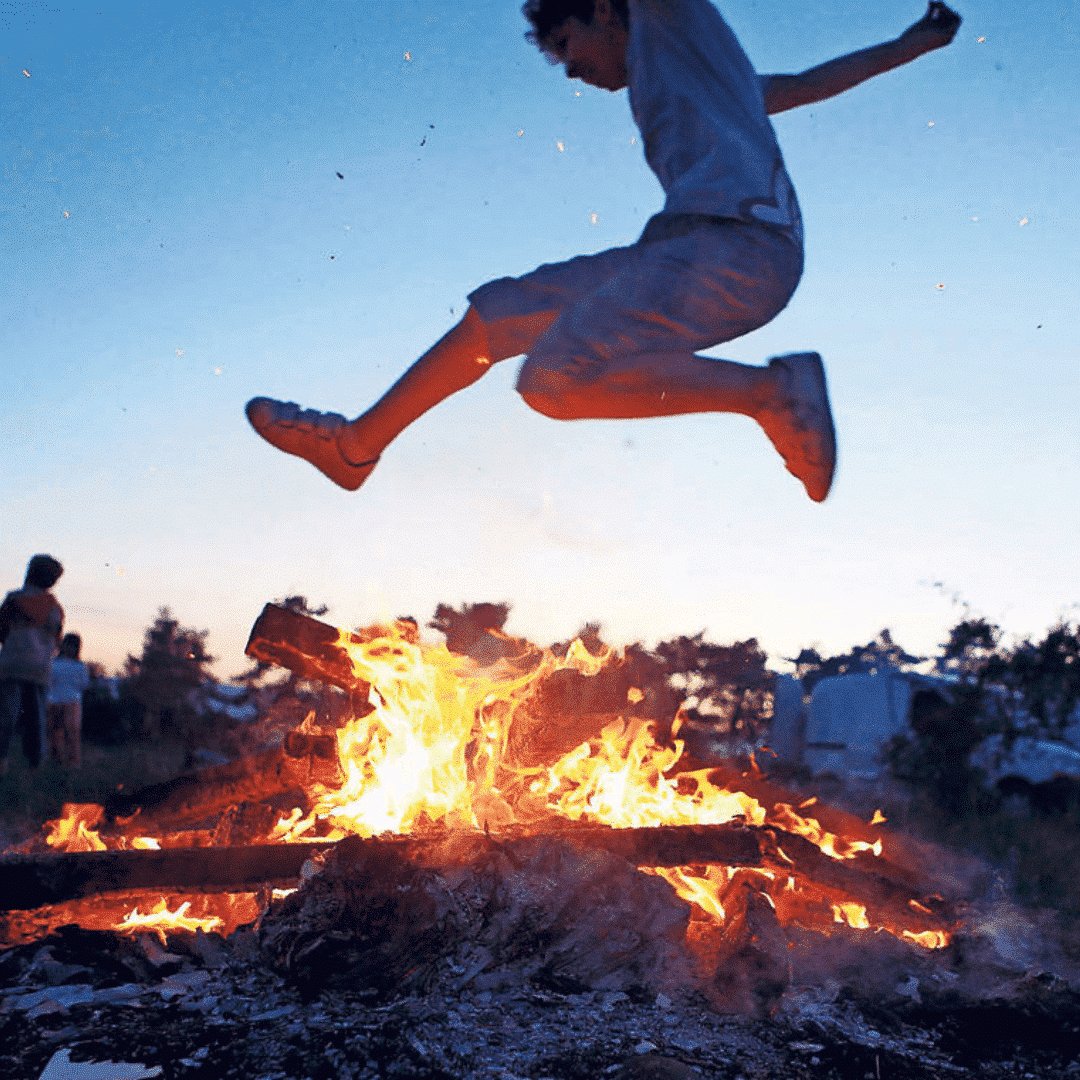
[522,0,630,53]
[60,633,82,660]
[25,554,64,589]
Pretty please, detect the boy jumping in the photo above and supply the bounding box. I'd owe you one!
[247,0,961,503]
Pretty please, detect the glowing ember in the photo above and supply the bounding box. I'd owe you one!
[115,899,223,944]
[832,902,871,930]
[903,929,949,950]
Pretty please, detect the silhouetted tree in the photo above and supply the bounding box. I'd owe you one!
[938,617,1001,680]
[792,629,924,695]
[987,624,1080,740]
[428,602,513,658]
[888,617,1080,818]
[888,684,989,817]
[930,617,1080,746]
[122,608,215,741]
[654,633,773,746]
[81,664,124,745]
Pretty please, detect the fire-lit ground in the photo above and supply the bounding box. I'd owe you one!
[5,623,952,956]
[4,893,1080,1080]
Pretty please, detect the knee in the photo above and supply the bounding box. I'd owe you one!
[516,363,587,421]
[519,386,582,421]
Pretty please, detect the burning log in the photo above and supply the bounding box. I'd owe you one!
[2,609,956,964]
[101,733,342,828]
[245,603,373,697]
[688,760,933,887]
[0,818,954,951]
[755,827,952,937]
[0,821,765,912]
[0,842,326,912]
[245,603,678,766]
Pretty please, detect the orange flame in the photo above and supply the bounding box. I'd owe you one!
[45,804,107,852]
[288,628,619,839]
[767,803,883,861]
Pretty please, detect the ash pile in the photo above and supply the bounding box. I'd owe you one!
[5,835,1080,1080]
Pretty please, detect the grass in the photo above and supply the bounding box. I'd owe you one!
[0,739,188,850]
[926,807,1080,920]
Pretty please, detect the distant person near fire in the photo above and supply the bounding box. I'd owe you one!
[246,0,961,504]
[0,555,65,776]
[48,633,90,769]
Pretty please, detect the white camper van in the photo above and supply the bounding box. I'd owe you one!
[776,669,1080,791]
[803,669,917,780]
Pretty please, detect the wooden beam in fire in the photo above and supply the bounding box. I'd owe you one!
[99,735,340,828]
[0,821,764,912]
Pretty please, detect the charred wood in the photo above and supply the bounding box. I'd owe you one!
[245,603,373,700]
[103,747,297,823]
[259,831,696,997]
[0,818,953,939]
[0,843,329,911]
[0,821,763,912]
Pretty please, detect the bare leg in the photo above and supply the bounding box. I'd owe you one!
[339,306,554,462]
[518,348,837,503]
[516,350,782,422]
[246,305,555,490]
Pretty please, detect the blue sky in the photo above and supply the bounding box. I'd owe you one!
[3,0,1077,677]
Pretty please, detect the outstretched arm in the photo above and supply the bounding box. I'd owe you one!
[762,2,961,116]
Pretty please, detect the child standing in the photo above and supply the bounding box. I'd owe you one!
[48,633,90,769]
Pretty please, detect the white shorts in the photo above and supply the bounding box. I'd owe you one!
[468,214,802,385]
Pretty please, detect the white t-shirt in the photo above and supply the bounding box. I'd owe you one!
[48,656,90,706]
[627,0,802,244]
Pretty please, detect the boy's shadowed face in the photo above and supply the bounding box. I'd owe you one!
[546,5,629,92]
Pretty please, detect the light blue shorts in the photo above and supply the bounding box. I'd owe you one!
[468,214,803,386]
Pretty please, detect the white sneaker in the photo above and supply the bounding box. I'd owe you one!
[759,353,836,503]
[245,398,380,491]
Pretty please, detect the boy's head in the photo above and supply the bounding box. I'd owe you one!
[59,633,82,660]
[25,554,64,590]
[523,0,630,91]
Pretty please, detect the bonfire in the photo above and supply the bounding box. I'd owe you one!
[3,606,952,987]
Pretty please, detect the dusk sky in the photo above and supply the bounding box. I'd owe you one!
[3,0,1077,678]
